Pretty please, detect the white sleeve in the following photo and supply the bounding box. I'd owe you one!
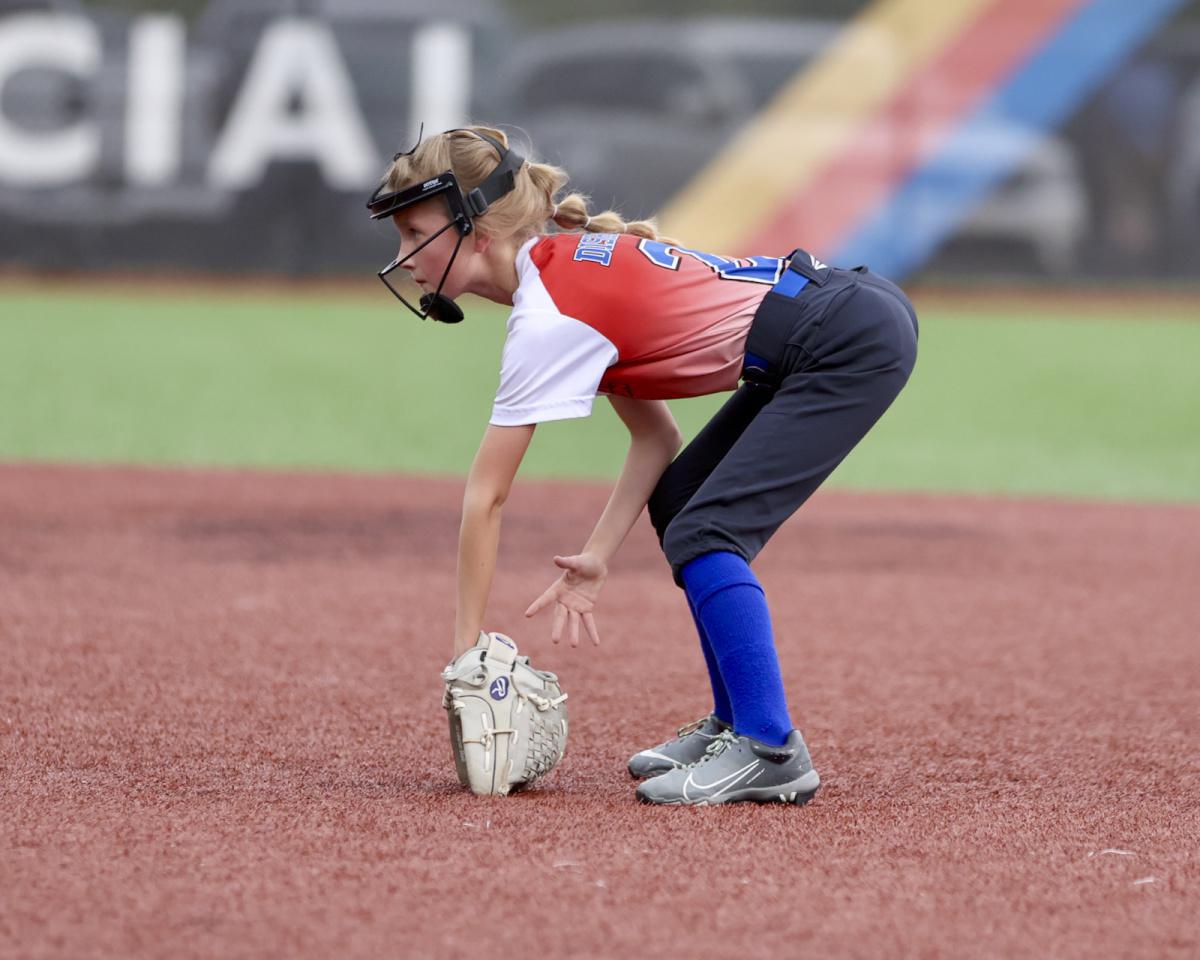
[490,310,618,426]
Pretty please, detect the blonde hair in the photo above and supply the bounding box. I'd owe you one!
[381,124,678,246]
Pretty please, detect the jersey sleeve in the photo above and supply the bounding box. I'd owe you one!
[489,310,618,426]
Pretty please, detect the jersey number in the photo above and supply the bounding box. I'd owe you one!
[637,239,784,285]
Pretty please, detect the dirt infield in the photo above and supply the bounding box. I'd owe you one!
[2,464,1197,959]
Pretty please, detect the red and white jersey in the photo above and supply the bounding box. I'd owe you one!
[489,232,788,427]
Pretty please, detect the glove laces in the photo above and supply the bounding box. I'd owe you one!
[517,688,568,712]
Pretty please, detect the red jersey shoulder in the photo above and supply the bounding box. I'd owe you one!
[526,233,681,340]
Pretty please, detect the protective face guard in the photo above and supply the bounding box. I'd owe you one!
[371,181,471,324]
[366,131,524,324]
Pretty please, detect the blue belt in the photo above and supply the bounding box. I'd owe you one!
[773,267,810,298]
[742,260,812,386]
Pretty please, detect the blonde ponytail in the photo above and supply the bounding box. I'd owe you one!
[551,191,676,245]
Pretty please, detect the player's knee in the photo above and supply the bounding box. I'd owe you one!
[659,515,681,560]
[647,479,684,547]
[660,515,718,571]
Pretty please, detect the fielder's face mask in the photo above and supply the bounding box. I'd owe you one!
[366,129,525,324]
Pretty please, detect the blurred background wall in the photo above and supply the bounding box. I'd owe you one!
[1,0,1197,283]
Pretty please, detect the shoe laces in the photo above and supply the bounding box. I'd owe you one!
[685,728,739,768]
[675,714,712,738]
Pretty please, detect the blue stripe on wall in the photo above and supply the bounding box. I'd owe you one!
[832,0,1188,279]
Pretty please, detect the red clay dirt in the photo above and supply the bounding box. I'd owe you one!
[1,463,1197,959]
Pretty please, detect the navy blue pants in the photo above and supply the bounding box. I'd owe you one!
[648,266,919,585]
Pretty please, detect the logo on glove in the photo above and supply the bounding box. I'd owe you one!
[489,677,509,701]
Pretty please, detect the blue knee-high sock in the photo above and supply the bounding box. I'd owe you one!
[686,594,733,726]
[681,551,794,746]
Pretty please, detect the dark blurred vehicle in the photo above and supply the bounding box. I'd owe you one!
[490,17,1088,275]
[1170,75,1200,243]
[1158,33,1200,271]
[485,18,840,218]
[928,125,1089,276]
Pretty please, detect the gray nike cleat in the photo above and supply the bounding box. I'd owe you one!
[627,714,732,779]
[635,728,820,806]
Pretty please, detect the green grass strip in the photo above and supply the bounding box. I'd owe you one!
[2,287,1197,501]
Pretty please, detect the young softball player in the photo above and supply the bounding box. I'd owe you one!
[367,126,918,805]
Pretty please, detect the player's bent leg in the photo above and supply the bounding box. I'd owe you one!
[680,551,794,745]
[646,387,768,731]
[638,279,917,805]
[646,383,772,547]
[660,277,918,584]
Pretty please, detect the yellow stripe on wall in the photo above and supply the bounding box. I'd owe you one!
[656,0,996,253]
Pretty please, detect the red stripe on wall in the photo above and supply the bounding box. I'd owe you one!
[746,0,1087,259]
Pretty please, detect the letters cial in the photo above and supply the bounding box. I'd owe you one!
[0,12,467,191]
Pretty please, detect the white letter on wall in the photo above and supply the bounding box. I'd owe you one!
[0,14,101,186]
[126,14,185,187]
[410,22,470,142]
[208,18,377,191]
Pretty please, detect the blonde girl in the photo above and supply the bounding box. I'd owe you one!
[367,126,917,805]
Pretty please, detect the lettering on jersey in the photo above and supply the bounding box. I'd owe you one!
[724,256,788,284]
[638,239,785,284]
[573,233,620,266]
[636,239,681,270]
[638,238,787,285]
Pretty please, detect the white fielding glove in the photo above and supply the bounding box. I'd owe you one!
[441,631,569,796]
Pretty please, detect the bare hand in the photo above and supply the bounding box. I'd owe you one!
[524,553,607,647]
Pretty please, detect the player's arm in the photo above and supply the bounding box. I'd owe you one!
[454,423,535,655]
[581,396,683,563]
[524,397,681,646]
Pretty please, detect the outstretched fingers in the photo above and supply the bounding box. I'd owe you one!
[525,585,556,618]
[582,611,601,646]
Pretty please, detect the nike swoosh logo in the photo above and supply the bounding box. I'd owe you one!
[683,759,761,801]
